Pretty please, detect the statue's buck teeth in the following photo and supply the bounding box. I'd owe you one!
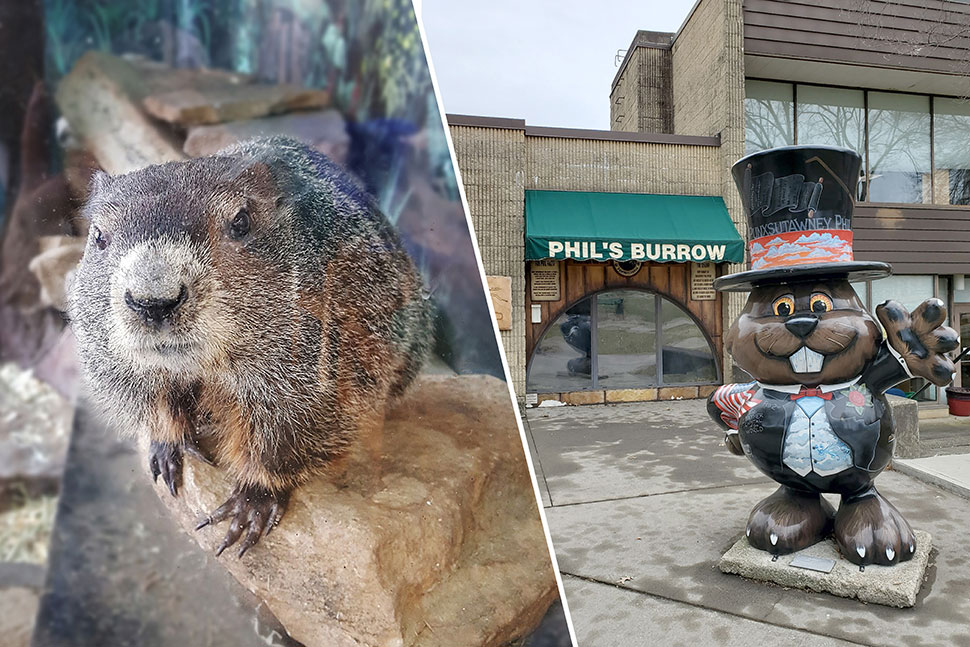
[789,347,824,373]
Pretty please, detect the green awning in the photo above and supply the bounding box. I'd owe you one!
[525,190,744,263]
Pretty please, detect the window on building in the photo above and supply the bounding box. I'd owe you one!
[743,83,965,206]
[933,97,970,205]
[744,80,794,155]
[526,300,592,393]
[526,290,718,392]
[868,92,932,204]
[796,85,866,200]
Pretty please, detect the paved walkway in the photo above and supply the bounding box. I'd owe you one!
[525,400,970,647]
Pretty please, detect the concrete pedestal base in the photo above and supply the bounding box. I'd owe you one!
[718,530,932,608]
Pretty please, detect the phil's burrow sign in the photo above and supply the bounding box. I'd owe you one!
[529,240,741,263]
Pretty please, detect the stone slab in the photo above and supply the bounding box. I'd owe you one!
[894,454,970,499]
[143,84,330,126]
[718,531,932,608]
[561,390,604,406]
[604,388,657,403]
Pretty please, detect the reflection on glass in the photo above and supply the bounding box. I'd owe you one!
[660,299,716,384]
[597,291,657,388]
[796,85,866,200]
[526,290,720,393]
[870,275,934,312]
[961,313,970,387]
[527,300,592,392]
[745,80,794,155]
[868,92,931,204]
[933,97,970,205]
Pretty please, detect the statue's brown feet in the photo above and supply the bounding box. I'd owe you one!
[746,486,834,555]
[149,441,182,497]
[195,485,291,557]
[835,487,916,566]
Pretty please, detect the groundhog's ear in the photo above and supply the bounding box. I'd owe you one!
[88,169,111,197]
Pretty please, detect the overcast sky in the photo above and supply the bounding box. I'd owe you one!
[418,0,697,130]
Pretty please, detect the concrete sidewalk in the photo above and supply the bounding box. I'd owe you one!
[525,400,970,647]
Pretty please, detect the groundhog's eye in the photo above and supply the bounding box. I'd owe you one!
[771,294,795,317]
[229,208,251,240]
[810,293,834,314]
[92,226,110,250]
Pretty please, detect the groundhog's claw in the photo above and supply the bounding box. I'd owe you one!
[149,441,183,497]
[876,299,959,387]
[195,485,290,557]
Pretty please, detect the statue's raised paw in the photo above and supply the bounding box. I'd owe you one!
[876,298,959,386]
[834,487,916,566]
[745,486,835,555]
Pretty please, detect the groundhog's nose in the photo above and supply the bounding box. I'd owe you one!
[785,315,819,339]
[125,285,187,324]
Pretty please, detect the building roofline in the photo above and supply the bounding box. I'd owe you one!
[610,0,708,92]
[610,30,675,92]
[447,114,720,147]
[445,114,526,130]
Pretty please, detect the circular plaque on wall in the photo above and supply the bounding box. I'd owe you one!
[612,259,642,277]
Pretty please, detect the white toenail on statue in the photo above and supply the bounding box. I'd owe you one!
[746,528,751,537]
[857,546,866,558]
[770,532,778,546]
[886,546,895,560]
[910,543,915,553]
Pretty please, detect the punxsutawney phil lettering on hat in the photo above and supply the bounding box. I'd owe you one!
[447,0,970,410]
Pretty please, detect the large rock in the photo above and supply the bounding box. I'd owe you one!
[147,374,558,647]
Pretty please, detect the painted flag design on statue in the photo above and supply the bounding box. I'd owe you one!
[711,382,759,430]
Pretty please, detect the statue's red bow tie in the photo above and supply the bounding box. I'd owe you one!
[790,387,832,400]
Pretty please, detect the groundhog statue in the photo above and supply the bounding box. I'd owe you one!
[709,146,957,567]
[69,136,433,556]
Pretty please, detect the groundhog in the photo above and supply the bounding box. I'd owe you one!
[68,136,433,556]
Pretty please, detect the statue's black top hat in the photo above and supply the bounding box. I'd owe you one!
[714,145,891,292]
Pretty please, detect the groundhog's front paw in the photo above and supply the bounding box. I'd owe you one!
[876,298,959,387]
[195,485,290,557]
[835,488,916,566]
[149,441,183,497]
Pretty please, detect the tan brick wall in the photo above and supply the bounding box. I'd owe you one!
[611,46,673,134]
[671,0,747,378]
[449,125,528,394]
[525,137,721,195]
[637,46,673,133]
